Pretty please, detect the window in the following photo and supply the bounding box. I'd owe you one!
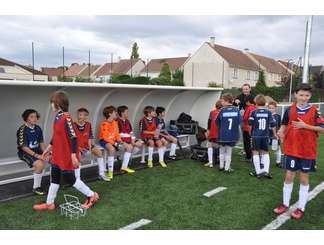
[0,67,5,73]
[233,68,238,79]
[255,72,259,80]
[247,71,250,80]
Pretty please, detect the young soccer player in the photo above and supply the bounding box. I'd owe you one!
[249,95,277,179]
[274,84,324,219]
[73,108,108,181]
[242,96,256,162]
[17,109,46,195]
[117,105,143,174]
[139,106,166,168]
[156,106,178,161]
[216,93,242,173]
[268,101,282,167]
[99,106,122,181]
[204,100,223,167]
[33,91,99,211]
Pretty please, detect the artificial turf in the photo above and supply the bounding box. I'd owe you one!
[0,136,323,230]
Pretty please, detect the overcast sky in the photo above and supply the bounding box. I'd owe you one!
[0,15,323,68]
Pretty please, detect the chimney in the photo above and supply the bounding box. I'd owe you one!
[209,37,215,47]
[244,48,249,53]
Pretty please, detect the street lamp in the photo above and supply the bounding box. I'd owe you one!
[286,59,294,103]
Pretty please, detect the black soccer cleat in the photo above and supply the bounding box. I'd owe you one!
[263,172,273,179]
[33,187,45,196]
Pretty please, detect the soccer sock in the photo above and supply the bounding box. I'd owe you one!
[107,156,114,173]
[73,178,94,197]
[261,154,270,173]
[253,155,261,174]
[219,146,225,169]
[208,147,213,164]
[121,152,132,169]
[33,172,43,189]
[276,148,282,163]
[170,143,177,156]
[224,146,232,171]
[74,167,81,180]
[148,147,154,161]
[97,157,105,176]
[298,184,310,212]
[158,147,164,162]
[283,182,294,207]
[46,183,59,204]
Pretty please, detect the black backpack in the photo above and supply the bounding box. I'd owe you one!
[177,112,192,123]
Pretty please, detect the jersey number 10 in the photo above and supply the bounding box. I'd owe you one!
[258,118,266,130]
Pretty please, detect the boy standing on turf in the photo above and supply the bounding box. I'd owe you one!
[268,101,282,167]
[274,84,324,219]
[216,93,242,173]
[156,106,178,161]
[99,106,122,181]
[249,95,277,179]
[73,108,108,181]
[204,100,222,168]
[17,109,46,195]
[139,106,166,168]
[117,105,143,174]
[33,91,99,211]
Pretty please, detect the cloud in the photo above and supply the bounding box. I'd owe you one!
[0,15,323,68]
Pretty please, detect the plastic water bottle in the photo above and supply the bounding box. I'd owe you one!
[272,139,278,151]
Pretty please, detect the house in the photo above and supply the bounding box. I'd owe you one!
[184,37,294,88]
[64,63,88,79]
[184,37,260,88]
[78,65,101,80]
[140,57,189,78]
[92,59,145,82]
[244,52,293,86]
[41,67,67,81]
[0,57,48,81]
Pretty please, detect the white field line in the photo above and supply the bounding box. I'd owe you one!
[203,187,227,198]
[262,181,324,230]
[119,219,152,230]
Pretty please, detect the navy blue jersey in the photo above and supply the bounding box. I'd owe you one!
[269,113,281,138]
[16,124,44,154]
[216,106,242,143]
[156,117,166,130]
[249,108,275,138]
[282,104,324,128]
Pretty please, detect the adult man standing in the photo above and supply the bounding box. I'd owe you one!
[233,84,255,110]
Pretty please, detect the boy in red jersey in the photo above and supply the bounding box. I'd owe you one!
[33,91,99,211]
[117,105,143,174]
[242,96,256,162]
[139,106,166,168]
[204,100,223,168]
[73,108,109,181]
[274,84,324,219]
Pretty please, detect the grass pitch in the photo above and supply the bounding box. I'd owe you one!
[0,136,323,230]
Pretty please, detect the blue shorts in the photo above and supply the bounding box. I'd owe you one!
[252,137,269,151]
[219,142,236,147]
[99,140,109,149]
[284,155,317,173]
[18,151,41,168]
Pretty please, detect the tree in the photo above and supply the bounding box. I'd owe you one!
[158,63,172,81]
[131,42,139,59]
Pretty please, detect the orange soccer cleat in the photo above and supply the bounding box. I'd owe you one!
[291,208,304,219]
[33,203,56,211]
[273,204,289,215]
[81,192,99,209]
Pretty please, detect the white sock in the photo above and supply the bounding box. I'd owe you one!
[158,148,164,162]
[283,182,294,207]
[261,154,270,173]
[73,178,94,197]
[46,183,59,204]
[148,147,154,161]
[224,146,232,171]
[208,147,213,164]
[121,152,132,169]
[107,156,114,173]
[33,172,43,189]
[298,184,310,211]
[219,146,225,169]
[170,143,177,156]
[253,155,261,174]
[97,157,105,176]
[276,148,282,163]
[74,167,81,180]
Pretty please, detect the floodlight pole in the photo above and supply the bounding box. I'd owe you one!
[302,16,313,84]
[32,42,35,81]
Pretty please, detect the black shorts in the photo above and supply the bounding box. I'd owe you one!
[142,138,160,145]
[252,137,269,151]
[18,151,40,168]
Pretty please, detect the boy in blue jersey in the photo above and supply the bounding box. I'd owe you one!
[216,93,242,173]
[16,109,46,195]
[249,95,277,179]
[268,101,282,167]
